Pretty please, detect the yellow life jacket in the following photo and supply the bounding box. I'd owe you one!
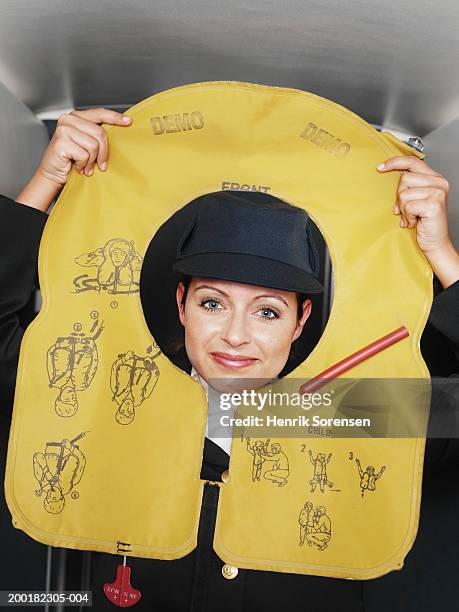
[5,81,431,580]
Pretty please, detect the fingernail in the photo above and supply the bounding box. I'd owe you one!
[100,162,107,171]
[393,205,400,214]
[87,168,93,176]
[377,163,385,170]
[400,219,406,228]
[122,116,132,123]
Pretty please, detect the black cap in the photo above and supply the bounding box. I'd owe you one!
[172,191,324,294]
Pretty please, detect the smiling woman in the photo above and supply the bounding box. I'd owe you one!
[141,191,328,391]
[176,277,311,383]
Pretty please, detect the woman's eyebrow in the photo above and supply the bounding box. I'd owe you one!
[194,284,228,296]
[254,294,288,307]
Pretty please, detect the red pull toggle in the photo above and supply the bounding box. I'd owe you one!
[103,564,142,608]
[299,326,410,394]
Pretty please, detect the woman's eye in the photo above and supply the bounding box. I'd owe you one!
[256,307,279,320]
[200,298,223,311]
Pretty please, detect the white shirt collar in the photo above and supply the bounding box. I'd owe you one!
[190,365,279,456]
[190,366,209,394]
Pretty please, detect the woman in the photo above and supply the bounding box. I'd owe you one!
[2,108,459,611]
[167,189,324,385]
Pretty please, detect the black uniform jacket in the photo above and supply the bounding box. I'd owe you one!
[1,194,459,612]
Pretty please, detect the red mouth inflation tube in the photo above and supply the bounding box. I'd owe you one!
[299,326,409,395]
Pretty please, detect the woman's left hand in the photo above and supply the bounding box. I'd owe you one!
[377,155,459,289]
[377,155,450,252]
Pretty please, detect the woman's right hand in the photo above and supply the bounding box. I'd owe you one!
[16,108,132,212]
[38,108,132,184]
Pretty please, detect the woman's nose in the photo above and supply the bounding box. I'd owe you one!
[221,312,250,346]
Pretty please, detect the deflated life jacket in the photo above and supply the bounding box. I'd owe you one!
[5,81,431,579]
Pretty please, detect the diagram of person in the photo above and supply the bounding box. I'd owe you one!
[73,238,143,294]
[298,501,315,546]
[33,432,88,514]
[47,317,103,417]
[246,438,270,481]
[356,457,386,497]
[263,442,290,487]
[110,346,161,425]
[305,505,332,550]
[309,450,334,493]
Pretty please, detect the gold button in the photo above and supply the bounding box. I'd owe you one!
[222,564,238,579]
[221,470,230,484]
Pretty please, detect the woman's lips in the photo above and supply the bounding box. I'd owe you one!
[210,352,258,369]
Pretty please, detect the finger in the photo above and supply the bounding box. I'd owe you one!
[65,129,101,176]
[377,155,441,177]
[393,170,449,218]
[398,189,445,228]
[69,108,132,127]
[60,139,90,174]
[397,184,447,225]
[399,187,445,207]
[398,171,450,192]
[404,199,432,228]
[69,120,109,172]
[397,187,431,227]
[59,115,109,171]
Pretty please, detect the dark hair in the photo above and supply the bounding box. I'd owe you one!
[169,274,311,375]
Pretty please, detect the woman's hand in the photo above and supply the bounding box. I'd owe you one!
[16,108,132,213]
[377,155,459,289]
[39,108,132,183]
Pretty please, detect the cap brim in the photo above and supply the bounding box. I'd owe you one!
[173,252,324,294]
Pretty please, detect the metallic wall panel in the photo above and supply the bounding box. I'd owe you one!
[0,82,48,199]
[1,0,459,136]
[424,118,459,242]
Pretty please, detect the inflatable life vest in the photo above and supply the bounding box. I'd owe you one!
[5,81,432,580]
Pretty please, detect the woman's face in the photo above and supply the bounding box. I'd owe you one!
[176,277,311,387]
